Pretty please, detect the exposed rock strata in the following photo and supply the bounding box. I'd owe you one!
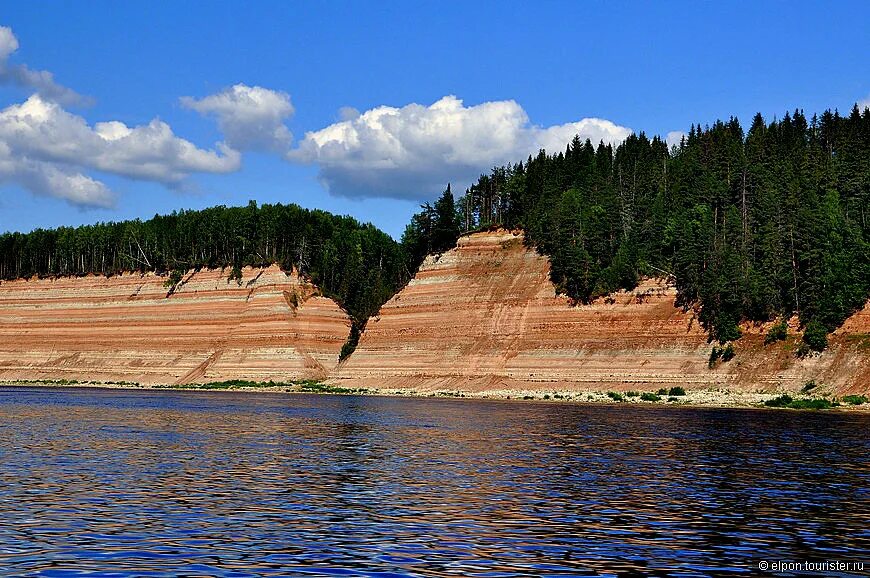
[0,265,350,384]
[332,230,869,395]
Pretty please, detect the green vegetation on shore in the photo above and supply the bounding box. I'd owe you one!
[763,394,839,410]
[1,380,866,409]
[155,379,312,390]
[3,378,138,386]
[155,379,368,394]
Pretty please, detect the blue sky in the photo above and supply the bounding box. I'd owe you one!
[0,1,868,239]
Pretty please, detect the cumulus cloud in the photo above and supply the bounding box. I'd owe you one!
[0,95,240,207]
[0,95,240,182]
[181,84,294,152]
[290,95,631,200]
[0,26,87,106]
[0,25,247,209]
[666,130,687,149]
[858,94,870,112]
[0,142,114,208]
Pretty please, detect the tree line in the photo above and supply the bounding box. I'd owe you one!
[0,201,408,324]
[404,104,870,351]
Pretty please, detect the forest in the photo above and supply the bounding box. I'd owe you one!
[405,104,870,351]
[0,201,408,326]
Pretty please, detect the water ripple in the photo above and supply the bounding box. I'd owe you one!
[0,387,868,577]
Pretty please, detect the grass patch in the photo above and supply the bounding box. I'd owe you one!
[607,391,624,402]
[625,391,640,398]
[297,381,369,394]
[841,395,868,406]
[668,386,686,396]
[1,379,141,387]
[157,379,302,390]
[764,394,839,410]
[640,392,661,402]
[156,379,368,395]
[3,378,83,386]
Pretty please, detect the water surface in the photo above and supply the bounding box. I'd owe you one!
[0,387,868,576]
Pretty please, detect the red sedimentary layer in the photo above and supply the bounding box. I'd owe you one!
[332,230,869,394]
[0,265,350,384]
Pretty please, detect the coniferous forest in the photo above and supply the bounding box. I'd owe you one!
[2,104,869,352]
[406,105,870,349]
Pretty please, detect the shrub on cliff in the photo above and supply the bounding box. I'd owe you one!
[802,321,828,352]
[163,269,184,293]
[339,321,363,361]
[228,265,243,285]
[764,320,788,345]
[708,343,735,367]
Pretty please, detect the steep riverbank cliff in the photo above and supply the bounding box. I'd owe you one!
[0,265,350,384]
[331,230,869,395]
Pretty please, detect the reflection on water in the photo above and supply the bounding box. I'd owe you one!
[0,387,868,577]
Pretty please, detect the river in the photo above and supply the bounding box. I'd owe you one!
[0,387,867,576]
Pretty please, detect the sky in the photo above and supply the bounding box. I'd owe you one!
[0,1,868,239]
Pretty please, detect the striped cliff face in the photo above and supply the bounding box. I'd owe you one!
[331,230,870,395]
[0,265,350,384]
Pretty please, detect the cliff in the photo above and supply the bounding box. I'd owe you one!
[0,265,350,384]
[2,231,866,395]
[331,230,869,395]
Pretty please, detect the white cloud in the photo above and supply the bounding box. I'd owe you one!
[181,84,294,152]
[0,26,18,60]
[0,95,241,181]
[858,94,870,111]
[0,95,240,207]
[0,26,245,207]
[290,95,631,200]
[0,142,114,208]
[666,130,687,149]
[0,25,246,209]
[534,118,635,156]
[0,25,87,106]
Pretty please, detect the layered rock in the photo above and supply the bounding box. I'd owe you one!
[332,230,869,395]
[0,265,350,384]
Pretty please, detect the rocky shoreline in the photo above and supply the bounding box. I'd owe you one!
[4,380,868,412]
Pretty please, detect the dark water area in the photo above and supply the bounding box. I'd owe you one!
[0,387,868,577]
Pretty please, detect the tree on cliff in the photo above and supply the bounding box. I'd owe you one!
[432,184,460,254]
[453,103,870,347]
[400,202,434,271]
[400,184,462,271]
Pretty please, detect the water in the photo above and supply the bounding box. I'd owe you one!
[0,387,867,577]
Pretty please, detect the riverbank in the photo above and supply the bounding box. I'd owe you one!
[3,379,869,411]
